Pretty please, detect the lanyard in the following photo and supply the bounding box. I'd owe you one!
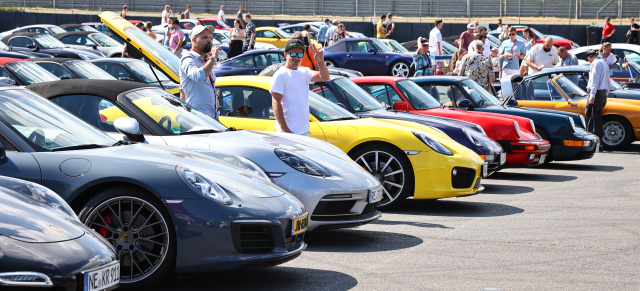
[562,57,568,66]
[510,41,516,56]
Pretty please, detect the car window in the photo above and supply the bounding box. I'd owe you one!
[231,55,254,67]
[94,63,132,79]
[260,30,278,39]
[0,66,10,78]
[50,95,130,132]
[422,84,456,105]
[529,75,554,100]
[60,35,94,45]
[253,53,283,68]
[8,37,35,48]
[35,62,72,78]
[17,27,50,34]
[217,86,273,119]
[66,61,117,80]
[346,41,372,52]
[5,61,59,85]
[332,78,383,112]
[358,84,390,105]
[310,84,340,104]
[613,49,640,63]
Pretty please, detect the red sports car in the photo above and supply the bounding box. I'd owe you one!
[197,18,231,31]
[351,76,551,166]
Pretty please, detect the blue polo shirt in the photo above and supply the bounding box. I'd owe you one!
[499,39,526,70]
[179,50,218,118]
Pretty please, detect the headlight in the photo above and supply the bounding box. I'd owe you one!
[177,166,232,205]
[234,155,270,181]
[568,117,576,132]
[25,183,78,221]
[513,120,521,138]
[412,132,453,156]
[579,115,586,128]
[275,149,332,176]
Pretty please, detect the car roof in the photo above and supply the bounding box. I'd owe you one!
[53,31,96,39]
[59,24,84,28]
[29,57,77,64]
[0,57,26,66]
[27,79,154,102]
[2,32,43,43]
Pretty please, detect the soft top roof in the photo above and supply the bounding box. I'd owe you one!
[53,31,96,39]
[29,57,77,64]
[26,79,154,102]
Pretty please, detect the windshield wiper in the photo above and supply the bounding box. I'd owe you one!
[180,129,221,135]
[112,140,131,146]
[51,144,108,152]
[329,117,357,121]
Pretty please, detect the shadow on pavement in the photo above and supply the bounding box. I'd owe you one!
[387,199,524,217]
[157,267,358,291]
[481,183,535,195]
[304,229,423,252]
[373,219,453,229]
[539,163,624,172]
[488,172,578,182]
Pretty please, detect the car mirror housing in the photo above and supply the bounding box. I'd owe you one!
[59,75,73,80]
[368,48,377,54]
[393,101,409,111]
[506,98,518,107]
[26,44,36,49]
[114,117,145,143]
[458,99,474,108]
[85,43,98,49]
[118,77,135,81]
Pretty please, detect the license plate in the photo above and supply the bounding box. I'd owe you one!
[482,163,488,177]
[369,187,383,203]
[499,152,507,165]
[83,261,120,291]
[538,153,547,165]
[292,214,308,235]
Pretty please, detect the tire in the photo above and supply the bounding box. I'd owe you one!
[389,61,410,77]
[325,59,337,68]
[78,186,175,289]
[535,126,553,163]
[349,144,414,210]
[602,116,634,150]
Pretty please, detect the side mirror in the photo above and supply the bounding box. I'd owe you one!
[114,117,145,143]
[26,44,36,49]
[458,99,474,108]
[216,26,221,29]
[393,101,409,111]
[59,75,73,80]
[368,48,377,54]
[0,77,15,85]
[506,99,518,106]
[85,43,97,49]
[569,101,578,106]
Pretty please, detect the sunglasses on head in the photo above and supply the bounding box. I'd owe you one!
[288,52,304,58]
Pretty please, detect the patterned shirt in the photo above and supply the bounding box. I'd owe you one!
[244,22,255,45]
[412,50,431,76]
[458,52,493,89]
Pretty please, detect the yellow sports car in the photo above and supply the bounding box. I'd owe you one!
[514,74,640,150]
[216,76,485,209]
[255,27,319,48]
[379,39,412,55]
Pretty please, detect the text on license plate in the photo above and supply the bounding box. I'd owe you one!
[292,214,308,235]
[84,261,120,291]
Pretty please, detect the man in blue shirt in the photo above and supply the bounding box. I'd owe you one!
[325,20,339,46]
[498,27,526,97]
[318,19,331,46]
[585,49,609,151]
[558,47,578,66]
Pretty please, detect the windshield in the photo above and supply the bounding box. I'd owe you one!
[554,76,587,100]
[50,26,67,34]
[90,33,122,47]
[386,40,409,53]
[123,27,180,80]
[370,38,392,53]
[460,79,502,107]
[628,61,640,75]
[81,25,99,32]
[275,28,291,38]
[333,78,383,112]
[309,91,357,121]
[0,89,115,150]
[66,61,117,80]
[212,32,229,43]
[5,61,59,84]
[122,88,228,134]
[609,79,622,91]
[441,41,458,55]
[396,80,441,109]
[34,34,66,49]
[128,60,171,83]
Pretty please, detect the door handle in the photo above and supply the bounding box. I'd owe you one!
[347,54,353,58]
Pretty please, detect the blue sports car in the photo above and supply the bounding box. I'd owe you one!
[323,38,414,77]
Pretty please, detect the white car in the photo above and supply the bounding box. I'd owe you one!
[570,43,640,82]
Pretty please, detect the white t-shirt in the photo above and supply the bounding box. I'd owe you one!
[525,44,559,74]
[271,67,314,134]
[218,10,226,23]
[467,41,491,57]
[429,27,442,56]
[161,10,172,25]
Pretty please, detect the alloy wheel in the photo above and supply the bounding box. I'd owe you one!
[355,150,405,207]
[603,120,625,146]
[391,62,410,77]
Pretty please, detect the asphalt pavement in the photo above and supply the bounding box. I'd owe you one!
[159,143,640,290]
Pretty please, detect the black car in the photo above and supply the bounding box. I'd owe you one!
[2,33,104,60]
[0,176,119,291]
[31,58,117,80]
[0,38,51,59]
[90,58,180,90]
[59,23,100,32]
[0,57,60,85]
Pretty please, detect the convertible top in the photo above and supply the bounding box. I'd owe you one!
[27,79,154,101]
[1,33,44,44]
[53,31,96,39]
[29,57,77,64]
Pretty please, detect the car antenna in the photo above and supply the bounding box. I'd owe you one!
[145,58,166,91]
[501,76,525,107]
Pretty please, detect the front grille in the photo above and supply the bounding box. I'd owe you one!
[451,167,477,189]
[312,200,357,216]
[235,225,274,254]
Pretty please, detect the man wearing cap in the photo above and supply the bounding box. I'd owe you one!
[168,19,185,57]
[271,39,329,135]
[180,25,221,119]
[585,49,609,151]
[460,23,475,53]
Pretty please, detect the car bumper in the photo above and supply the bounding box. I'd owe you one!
[548,133,599,161]
[497,139,551,165]
[409,151,484,199]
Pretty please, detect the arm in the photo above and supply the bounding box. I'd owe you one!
[271,92,290,133]
[609,28,616,37]
[525,60,543,71]
[310,45,329,82]
[436,42,441,55]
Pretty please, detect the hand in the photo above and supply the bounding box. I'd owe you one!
[506,53,512,58]
[311,44,324,64]
[588,97,595,104]
[513,53,520,59]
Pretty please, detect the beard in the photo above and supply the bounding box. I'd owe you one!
[543,47,551,52]
[199,42,212,53]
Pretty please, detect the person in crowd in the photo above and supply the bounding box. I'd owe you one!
[558,47,578,66]
[304,24,312,33]
[168,19,185,57]
[499,24,510,42]
[496,19,503,33]
[458,40,494,92]
[180,25,221,118]
[228,19,245,58]
[179,12,186,19]
[271,39,329,135]
[146,21,156,40]
[164,17,175,48]
[522,27,536,52]
[333,23,348,43]
[218,5,227,25]
[598,42,617,67]
[161,5,172,25]
[237,6,246,29]
[490,47,499,79]
[627,18,640,44]
[602,17,615,43]
[499,27,526,96]
[121,5,127,19]
[473,26,491,57]
[325,20,339,46]
[184,4,192,19]
[449,48,467,75]
[376,14,387,39]
[429,19,444,74]
[385,13,395,39]
[196,19,205,26]
[474,20,479,31]
[318,18,331,46]
[413,37,431,76]
[243,14,255,52]
[135,22,145,30]
[459,23,475,53]
[585,48,609,152]
[525,37,558,75]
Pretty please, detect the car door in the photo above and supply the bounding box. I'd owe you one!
[0,131,42,183]
[516,76,584,115]
[253,52,284,74]
[344,41,378,73]
[255,30,282,48]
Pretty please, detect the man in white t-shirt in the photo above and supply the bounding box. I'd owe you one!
[429,19,443,73]
[161,5,173,25]
[271,39,330,135]
[525,37,559,75]
[218,5,226,25]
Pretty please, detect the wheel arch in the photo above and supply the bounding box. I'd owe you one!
[602,113,637,141]
[69,179,164,213]
[347,140,414,170]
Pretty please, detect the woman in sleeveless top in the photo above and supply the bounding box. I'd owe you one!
[228,19,246,58]
[333,24,349,44]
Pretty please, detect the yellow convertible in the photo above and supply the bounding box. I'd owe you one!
[514,74,640,150]
[255,27,319,48]
[216,76,485,209]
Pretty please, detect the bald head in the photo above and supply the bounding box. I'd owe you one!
[543,37,554,51]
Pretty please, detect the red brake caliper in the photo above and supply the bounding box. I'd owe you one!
[99,214,112,238]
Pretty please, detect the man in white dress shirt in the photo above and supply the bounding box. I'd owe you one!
[585,49,609,151]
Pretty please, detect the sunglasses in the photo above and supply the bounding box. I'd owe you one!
[509,33,516,36]
[288,52,304,58]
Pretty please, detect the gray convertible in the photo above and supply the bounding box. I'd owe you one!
[28,79,384,232]
[0,84,308,288]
